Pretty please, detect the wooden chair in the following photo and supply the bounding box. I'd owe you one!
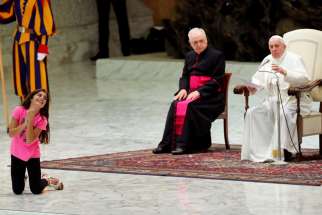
[234,29,322,156]
[217,72,232,150]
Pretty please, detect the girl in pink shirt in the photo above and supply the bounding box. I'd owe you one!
[8,89,63,194]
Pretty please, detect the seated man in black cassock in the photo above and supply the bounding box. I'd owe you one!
[153,27,226,155]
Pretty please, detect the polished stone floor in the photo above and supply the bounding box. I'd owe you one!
[0,57,321,215]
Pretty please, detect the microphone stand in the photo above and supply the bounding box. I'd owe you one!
[258,70,287,165]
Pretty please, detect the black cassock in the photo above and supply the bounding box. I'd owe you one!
[157,47,226,152]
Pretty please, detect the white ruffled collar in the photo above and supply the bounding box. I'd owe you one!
[270,51,287,65]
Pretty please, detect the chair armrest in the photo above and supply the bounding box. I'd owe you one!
[288,80,322,116]
[233,85,251,114]
[288,80,322,96]
[233,85,250,96]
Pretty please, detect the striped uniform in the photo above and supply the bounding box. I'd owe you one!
[0,0,55,98]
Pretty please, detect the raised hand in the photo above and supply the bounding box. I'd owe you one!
[272,64,287,76]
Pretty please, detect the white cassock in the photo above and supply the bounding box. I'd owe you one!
[241,51,313,162]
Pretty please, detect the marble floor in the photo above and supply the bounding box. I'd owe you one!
[0,57,321,215]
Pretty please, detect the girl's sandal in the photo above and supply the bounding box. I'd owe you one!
[51,180,64,190]
[42,174,64,190]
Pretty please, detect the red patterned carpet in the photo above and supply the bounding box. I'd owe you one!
[41,145,322,186]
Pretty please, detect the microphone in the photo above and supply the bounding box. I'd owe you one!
[258,70,278,78]
[258,59,279,79]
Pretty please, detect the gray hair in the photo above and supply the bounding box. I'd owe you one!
[269,35,286,45]
[188,28,207,41]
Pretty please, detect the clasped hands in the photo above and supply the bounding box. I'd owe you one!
[23,107,41,126]
[174,89,200,101]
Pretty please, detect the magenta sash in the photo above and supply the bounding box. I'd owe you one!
[189,76,212,91]
[175,76,211,135]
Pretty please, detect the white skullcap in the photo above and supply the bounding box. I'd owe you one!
[188,28,207,41]
[269,35,286,45]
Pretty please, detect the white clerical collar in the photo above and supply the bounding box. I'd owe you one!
[271,51,287,65]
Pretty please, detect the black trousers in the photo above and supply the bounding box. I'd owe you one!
[96,0,130,56]
[11,155,48,194]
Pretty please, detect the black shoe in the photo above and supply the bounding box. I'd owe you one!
[284,149,294,161]
[152,146,170,154]
[122,50,131,57]
[90,52,109,61]
[121,47,131,56]
[171,147,186,155]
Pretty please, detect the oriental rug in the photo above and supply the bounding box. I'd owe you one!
[41,144,322,186]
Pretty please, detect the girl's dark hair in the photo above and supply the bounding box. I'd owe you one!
[22,89,50,144]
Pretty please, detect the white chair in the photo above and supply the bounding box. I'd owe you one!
[234,29,322,157]
[284,29,322,156]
